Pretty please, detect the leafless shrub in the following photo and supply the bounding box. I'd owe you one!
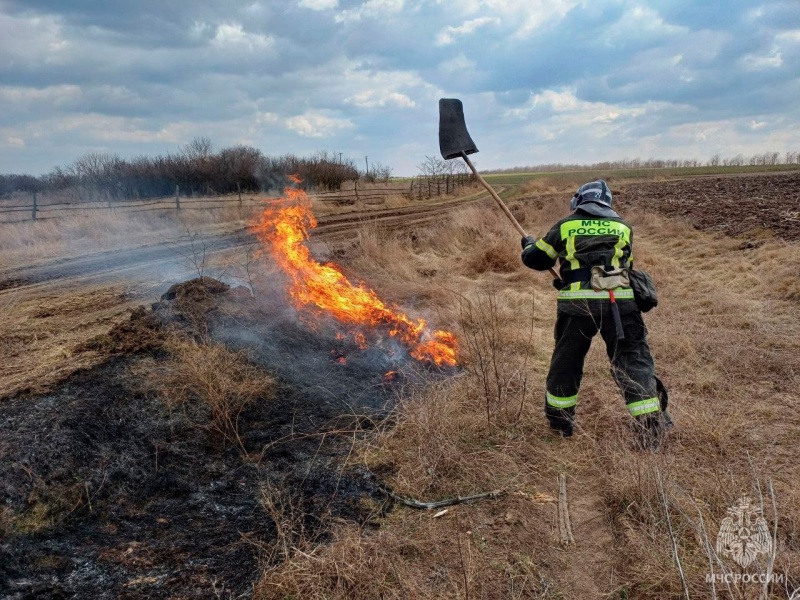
[258,479,322,566]
[143,337,274,454]
[456,292,535,425]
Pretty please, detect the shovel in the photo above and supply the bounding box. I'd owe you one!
[439,98,559,280]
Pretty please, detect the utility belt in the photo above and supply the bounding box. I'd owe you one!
[557,266,632,301]
[557,288,634,300]
[555,265,631,339]
[554,265,630,340]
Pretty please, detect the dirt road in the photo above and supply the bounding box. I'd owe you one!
[0,189,498,398]
[0,190,497,293]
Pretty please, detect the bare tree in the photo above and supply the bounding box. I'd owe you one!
[181,136,213,161]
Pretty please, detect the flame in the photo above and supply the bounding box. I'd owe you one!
[252,181,458,367]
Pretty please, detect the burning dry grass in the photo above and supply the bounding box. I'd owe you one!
[256,190,800,598]
[252,186,458,366]
[0,189,477,401]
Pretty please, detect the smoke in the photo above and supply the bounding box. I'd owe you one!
[208,266,445,416]
[254,165,290,194]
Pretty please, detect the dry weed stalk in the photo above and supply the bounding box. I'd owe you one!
[655,465,691,599]
[172,224,210,280]
[456,291,535,425]
[258,479,320,566]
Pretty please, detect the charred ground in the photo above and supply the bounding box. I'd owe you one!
[0,277,423,598]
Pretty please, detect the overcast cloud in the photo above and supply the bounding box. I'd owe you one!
[0,0,798,175]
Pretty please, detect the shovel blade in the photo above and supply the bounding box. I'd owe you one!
[439,98,478,160]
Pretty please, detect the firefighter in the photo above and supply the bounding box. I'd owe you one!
[521,180,671,448]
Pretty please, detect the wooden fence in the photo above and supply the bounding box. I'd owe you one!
[0,175,473,223]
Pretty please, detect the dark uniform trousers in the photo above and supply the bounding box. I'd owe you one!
[545,308,661,433]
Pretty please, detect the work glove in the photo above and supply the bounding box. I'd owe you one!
[521,235,536,250]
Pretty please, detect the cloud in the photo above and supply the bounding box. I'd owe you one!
[0,84,83,105]
[256,111,280,124]
[742,52,783,69]
[0,0,797,176]
[285,112,354,137]
[334,0,405,23]
[436,17,499,46]
[503,88,650,139]
[478,0,580,38]
[338,65,434,111]
[299,0,338,9]
[345,91,415,109]
[211,23,273,50]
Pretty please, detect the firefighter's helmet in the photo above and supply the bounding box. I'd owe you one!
[570,180,617,217]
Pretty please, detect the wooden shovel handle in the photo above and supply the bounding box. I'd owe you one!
[461,153,559,280]
[461,153,526,236]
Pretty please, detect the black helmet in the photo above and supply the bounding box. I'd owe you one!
[570,180,617,217]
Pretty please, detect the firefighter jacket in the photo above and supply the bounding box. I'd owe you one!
[522,209,638,316]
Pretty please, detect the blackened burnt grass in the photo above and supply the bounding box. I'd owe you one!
[0,279,433,598]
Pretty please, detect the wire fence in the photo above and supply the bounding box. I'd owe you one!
[0,175,473,224]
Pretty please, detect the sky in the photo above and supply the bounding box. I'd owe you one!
[0,0,798,176]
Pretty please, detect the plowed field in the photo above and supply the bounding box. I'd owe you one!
[617,171,800,241]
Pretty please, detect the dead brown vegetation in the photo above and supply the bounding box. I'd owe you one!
[138,336,274,453]
[257,179,800,599]
[0,284,149,398]
[4,173,799,597]
[0,201,263,267]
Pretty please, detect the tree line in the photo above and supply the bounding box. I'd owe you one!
[485,150,800,174]
[0,138,393,200]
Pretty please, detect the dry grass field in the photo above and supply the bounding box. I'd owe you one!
[253,174,800,599]
[1,171,799,599]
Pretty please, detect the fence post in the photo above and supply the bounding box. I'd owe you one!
[354,180,359,204]
[237,182,242,208]
[175,184,181,210]
[32,191,37,220]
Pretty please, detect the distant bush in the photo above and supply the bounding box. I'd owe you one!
[0,174,46,197]
[0,139,372,201]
